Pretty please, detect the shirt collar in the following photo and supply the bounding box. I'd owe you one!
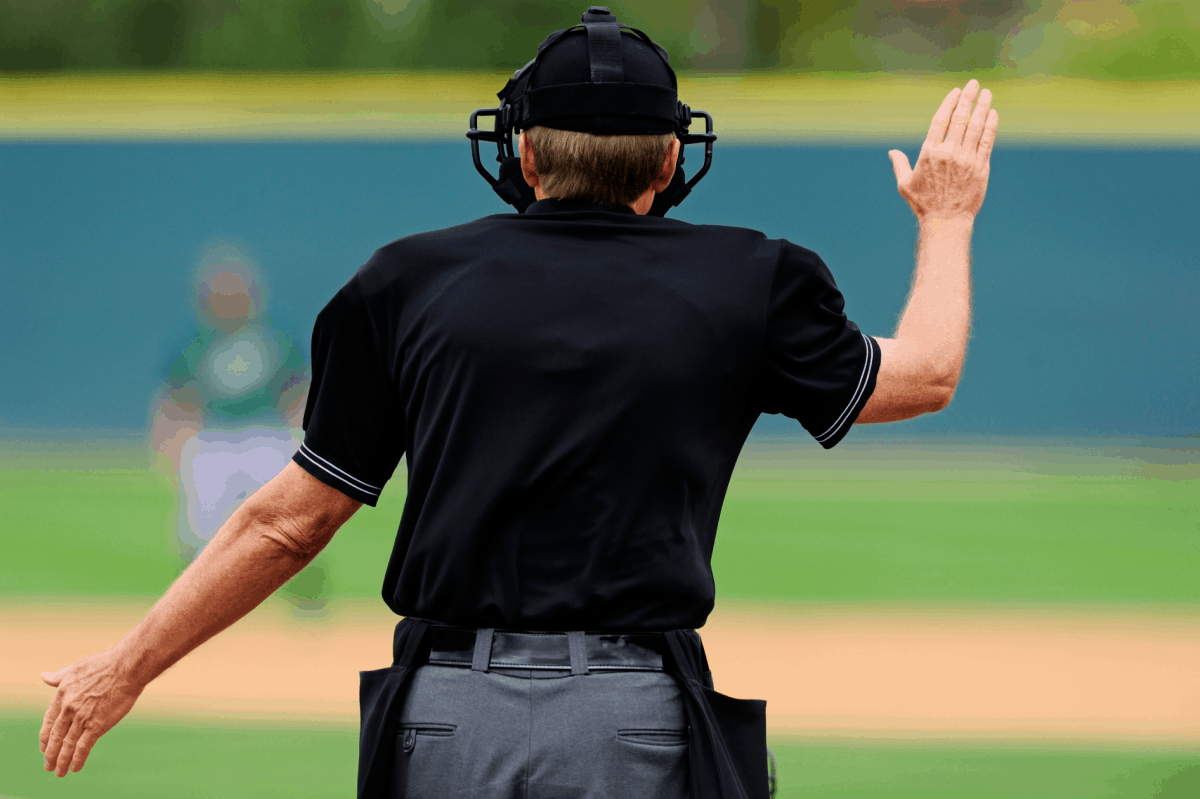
[524,198,638,216]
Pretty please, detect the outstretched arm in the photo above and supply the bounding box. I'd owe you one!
[39,462,361,777]
[858,79,999,423]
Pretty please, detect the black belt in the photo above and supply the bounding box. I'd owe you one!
[427,625,666,674]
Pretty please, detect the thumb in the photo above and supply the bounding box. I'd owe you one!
[41,670,62,687]
[888,150,912,185]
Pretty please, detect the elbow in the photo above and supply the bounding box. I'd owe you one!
[925,384,955,413]
[923,370,960,413]
[862,342,962,422]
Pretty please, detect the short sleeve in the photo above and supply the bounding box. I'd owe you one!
[292,276,404,506]
[760,242,881,449]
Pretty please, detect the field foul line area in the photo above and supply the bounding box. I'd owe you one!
[2,73,1199,144]
[4,598,1199,742]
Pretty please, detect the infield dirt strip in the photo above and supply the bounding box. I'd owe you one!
[4,600,1199,742]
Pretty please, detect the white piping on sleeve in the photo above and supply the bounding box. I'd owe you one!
[299,443,382,496]
[815,334,874,444]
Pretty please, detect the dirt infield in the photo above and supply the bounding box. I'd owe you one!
[4,599,1199,742]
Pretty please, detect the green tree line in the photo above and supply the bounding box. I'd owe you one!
[2,0,1197,78]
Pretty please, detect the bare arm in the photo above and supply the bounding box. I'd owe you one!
[857,80,999,424]
[39,462,361,777]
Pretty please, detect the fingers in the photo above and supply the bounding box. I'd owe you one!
[977,109,1000,165]
[54,720,84,777]
[41,669,62,687]
[945,79,980,147]
[70,729,99,774]
[42,705,72,773]
[888,150,913,185]
[39,690,62,752]
[962,88,993,152]
[925,87,962,146]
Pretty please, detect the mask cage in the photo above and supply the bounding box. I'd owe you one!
[467,105,716,213]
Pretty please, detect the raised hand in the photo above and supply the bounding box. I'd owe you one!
[40,651,143,777]
[888,79,999,222]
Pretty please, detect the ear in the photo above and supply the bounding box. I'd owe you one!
[519,131,542,192]
[650,137,682,193]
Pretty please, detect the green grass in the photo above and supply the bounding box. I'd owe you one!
[768,738,1200,799]
[0,714,357,799]
[2,439,1197,603]
[3,712,1198,799]
[0,438,401,597]
[0,466,400,598]
[712,476,1200,603]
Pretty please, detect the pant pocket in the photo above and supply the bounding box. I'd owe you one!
[616,728,689,746]
[394,723,458,798]
[613,728,689,799]
[399,723,457,752]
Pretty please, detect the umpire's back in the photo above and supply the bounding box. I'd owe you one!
[299,202,877,635]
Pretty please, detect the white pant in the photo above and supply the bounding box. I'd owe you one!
[176,428,297,559]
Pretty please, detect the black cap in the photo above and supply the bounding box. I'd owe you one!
[499,7,683,136]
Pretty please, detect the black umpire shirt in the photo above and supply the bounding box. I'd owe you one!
[293,198,881,632]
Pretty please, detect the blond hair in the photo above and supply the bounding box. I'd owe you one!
[525,126,675,208]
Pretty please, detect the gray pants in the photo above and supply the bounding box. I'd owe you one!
[392,663,690,798]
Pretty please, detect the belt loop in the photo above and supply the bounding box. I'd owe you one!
[567,630,589,676]
[472,628,494,672]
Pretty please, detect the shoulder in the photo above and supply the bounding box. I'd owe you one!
[768,238,838,294]
[605,217,793,275]
[657,220,828,266]
[343,215,516,299]
[674,224,833,290]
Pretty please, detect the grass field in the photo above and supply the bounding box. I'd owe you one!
[4,436,1197,603]
[3,72,1199,145]
[3,712,1199,799]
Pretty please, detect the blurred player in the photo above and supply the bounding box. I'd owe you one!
[149,246,325,608]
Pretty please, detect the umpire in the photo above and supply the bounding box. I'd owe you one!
[39,6,999,798]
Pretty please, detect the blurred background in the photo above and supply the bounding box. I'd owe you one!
[2,0,1198,77]
[2,2,1199,798]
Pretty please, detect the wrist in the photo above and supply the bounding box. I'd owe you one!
[918,213,975,233]
[108,637,159,692]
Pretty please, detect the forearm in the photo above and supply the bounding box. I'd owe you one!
[857,215,974,424]
[858,81,995,425]
[894,214,974,388]
[108,464,348,690]
[110,519,309,687]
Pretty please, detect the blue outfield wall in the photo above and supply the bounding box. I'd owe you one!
[1,142,1196,438]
